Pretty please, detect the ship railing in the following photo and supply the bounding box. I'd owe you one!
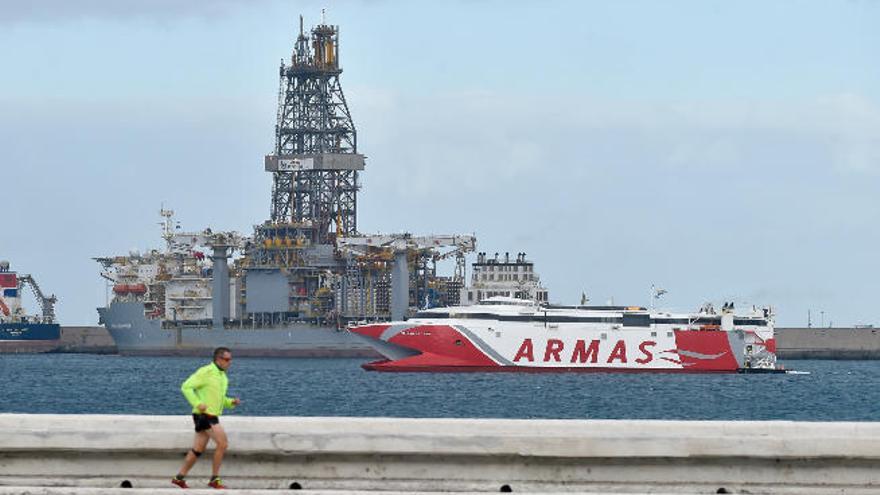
[160,315,344,330]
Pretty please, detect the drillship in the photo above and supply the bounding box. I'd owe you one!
[0,261,60,353]
[95,16,475,357]
[350,298,779,372]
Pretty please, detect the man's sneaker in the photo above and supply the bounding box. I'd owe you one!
[171,476,189,489]
[208,477,226,489]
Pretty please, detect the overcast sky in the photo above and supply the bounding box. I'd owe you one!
[1,0,878,326]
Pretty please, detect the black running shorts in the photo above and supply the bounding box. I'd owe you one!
[192,413,219,432]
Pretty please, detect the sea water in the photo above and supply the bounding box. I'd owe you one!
[0,354,874,420]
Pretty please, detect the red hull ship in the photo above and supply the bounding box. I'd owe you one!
[350,298,779,373]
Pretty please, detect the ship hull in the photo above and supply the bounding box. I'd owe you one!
[98,302,379,358]
[0,323,61,354]
[351,321,777,373]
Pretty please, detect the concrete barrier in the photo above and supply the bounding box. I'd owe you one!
[3,414,880,493]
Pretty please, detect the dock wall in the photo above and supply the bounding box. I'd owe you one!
[3,414,880,493]
[776,327,880,359]
[56,326,116,354]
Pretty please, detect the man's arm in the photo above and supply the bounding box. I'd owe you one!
[180,368,207,410]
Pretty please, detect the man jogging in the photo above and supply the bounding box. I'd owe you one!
[172,347,241,489]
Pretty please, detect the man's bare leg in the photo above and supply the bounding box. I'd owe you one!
[206,423,229,477]
[178,431,210,477]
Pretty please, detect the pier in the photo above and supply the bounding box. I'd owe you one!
[3,414,880,493]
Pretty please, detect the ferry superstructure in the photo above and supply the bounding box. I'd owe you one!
[350,297,778,372]
[459,252,548,305]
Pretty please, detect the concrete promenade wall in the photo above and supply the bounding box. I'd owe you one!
[3,415,880,493]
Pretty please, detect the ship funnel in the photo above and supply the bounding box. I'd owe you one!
[391,251,409,321]
[211,245,231,328]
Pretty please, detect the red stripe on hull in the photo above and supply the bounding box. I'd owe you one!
[362,360,738,373]
[672,330,739,371]
[351,323,391,340]
[385,325,498,367]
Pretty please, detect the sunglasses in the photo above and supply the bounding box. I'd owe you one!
[218,356,232,362]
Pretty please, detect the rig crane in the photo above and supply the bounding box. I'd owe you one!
[17,274,57,323]
[337,233,477,320]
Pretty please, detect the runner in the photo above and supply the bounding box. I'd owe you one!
[172,347,241,489]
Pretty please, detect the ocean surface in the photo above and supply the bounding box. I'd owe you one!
[0,354,877,420]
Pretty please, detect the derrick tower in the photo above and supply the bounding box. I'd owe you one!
[265,14,364,244]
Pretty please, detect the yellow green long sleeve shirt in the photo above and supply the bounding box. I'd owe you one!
[181,363,236,416]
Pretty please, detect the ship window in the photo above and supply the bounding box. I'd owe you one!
[601,333,607,340]
[650,331,657,337]
[468,291,473,302]
[454,339,463,346]
[622,313,650,327]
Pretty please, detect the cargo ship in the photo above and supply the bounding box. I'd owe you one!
[95,16,475,357]
[0,261,60,353]
[350,298,779,372]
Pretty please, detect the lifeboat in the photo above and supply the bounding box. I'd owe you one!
[128,284,147,295]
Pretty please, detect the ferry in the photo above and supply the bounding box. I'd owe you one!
[349,297,779,373]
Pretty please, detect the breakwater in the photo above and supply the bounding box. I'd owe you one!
[57,326,116,354]
[776,327,880,359]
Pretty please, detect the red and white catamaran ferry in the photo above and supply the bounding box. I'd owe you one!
[350,297,779,373]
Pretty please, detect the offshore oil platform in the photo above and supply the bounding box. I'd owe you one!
[95,15,476,356]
